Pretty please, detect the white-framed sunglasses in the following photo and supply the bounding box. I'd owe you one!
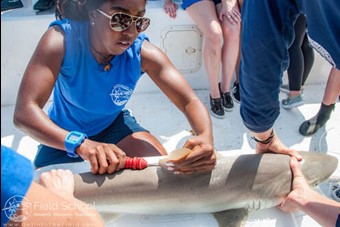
[96,9,150,33]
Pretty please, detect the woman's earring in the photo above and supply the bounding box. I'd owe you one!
[91,21,95,26]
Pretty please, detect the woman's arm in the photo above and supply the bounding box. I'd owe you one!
[141,40,216,174]
[13,26,127,175]
[279,157,340,227]
[13,25,70,150]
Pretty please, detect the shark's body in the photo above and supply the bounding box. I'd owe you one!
[35,151,337,217]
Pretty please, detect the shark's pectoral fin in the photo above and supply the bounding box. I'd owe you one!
[98,212,122,224]
[213,209,249,227]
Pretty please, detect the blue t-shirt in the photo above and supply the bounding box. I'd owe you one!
[1,146,34,225]
[48,19,149,136]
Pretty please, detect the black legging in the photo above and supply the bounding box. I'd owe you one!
[287,14,315,91]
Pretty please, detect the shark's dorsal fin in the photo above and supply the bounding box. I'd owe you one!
[213,209,249,227]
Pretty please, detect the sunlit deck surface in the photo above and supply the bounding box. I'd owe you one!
[1,0,339,226]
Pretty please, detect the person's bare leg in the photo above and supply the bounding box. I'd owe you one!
[235,48,241,84]
[322,67,340,105]
[288,90,301,98]
[232,30,242,103]
[117,131,167,157]
[217,4,241,93]
[186,1,222,99]
[299,67,339,136]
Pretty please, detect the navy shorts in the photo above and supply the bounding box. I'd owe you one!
[34,109,148,168]
[182,0,221,10]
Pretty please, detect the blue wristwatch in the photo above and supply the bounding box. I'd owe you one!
[64,131,87,158]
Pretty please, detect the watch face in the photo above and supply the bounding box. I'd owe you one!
[65,131,87,158]
[67,131,86,144]
[69,134,80,142]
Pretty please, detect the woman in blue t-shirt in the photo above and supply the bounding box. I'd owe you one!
[14,0,216,175]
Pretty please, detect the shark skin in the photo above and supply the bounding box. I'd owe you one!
[66,151,337,215]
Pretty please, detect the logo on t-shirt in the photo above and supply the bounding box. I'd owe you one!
[110,84,133,106]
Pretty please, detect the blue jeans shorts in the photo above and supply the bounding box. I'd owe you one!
[34,109,148,168]
[182,0,221,10]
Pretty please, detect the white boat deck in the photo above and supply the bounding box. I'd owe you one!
[2,86,340,227]
[1,1,339,226]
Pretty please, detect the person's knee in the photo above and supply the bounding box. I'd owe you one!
[221,23,241,42]
[205,23,223,46]
[117,131,167,157]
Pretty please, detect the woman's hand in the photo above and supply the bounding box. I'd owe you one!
[76,140,127,175]
[39,169,75,200]
[220,0,241,25]
[279,157,312,212]
[163,0,178,18]
[167,135,216,174]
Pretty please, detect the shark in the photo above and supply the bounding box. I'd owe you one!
[35,150,338,226]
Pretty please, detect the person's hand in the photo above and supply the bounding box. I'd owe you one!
[254,130,303,161]
[39,169,75,200]
[279,157,315,212]
[219,0,241,25]
[76,140,127,175]
[163,0,178,18]
[167,135,216,174]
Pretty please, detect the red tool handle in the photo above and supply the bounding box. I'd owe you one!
[124,157,148,170]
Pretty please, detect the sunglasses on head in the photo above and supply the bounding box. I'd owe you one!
[96,9,150,33]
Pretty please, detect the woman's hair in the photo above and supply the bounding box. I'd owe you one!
[55,0,106,21]
[56,0,148,21]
